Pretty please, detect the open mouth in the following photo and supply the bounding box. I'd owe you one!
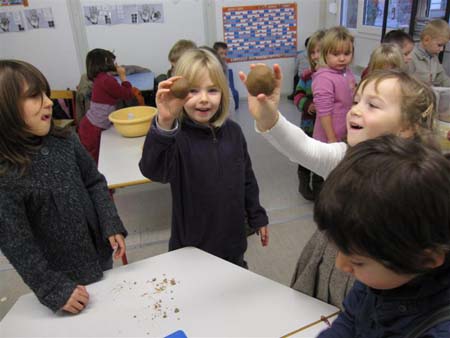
[196,108,211,115]
[41,114,51,121]
[349,122,363,130]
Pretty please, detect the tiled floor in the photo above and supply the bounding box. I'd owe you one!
[0,98,317,320]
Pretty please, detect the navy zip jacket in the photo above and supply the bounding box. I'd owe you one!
[318,260,450,337]
[139,117,268,261]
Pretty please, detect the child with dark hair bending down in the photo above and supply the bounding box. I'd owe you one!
[316,135,450,337]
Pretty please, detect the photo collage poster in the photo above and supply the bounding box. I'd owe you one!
[84,3,163,26]
[0,6,53,34]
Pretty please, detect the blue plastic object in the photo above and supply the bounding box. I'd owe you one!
[164,330,188,338]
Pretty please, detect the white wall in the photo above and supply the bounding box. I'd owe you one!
[81,0,208,77]
[1,0,327,93]
[0,0,82,90]
[213,0,325,96]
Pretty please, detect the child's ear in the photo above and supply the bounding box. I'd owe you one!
[423,248,446,269]
[423,35,432,44]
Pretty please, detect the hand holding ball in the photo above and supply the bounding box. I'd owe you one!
[246,65,275,96]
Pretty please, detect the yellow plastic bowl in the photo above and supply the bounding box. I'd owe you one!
[109,106,157,137]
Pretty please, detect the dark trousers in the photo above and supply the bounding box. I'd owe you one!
[226,254,249,269]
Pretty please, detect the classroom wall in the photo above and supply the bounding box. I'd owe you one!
[1,0,326,94]
[0,0,82,90]
[213,0,325,96]
[80,0,208,77]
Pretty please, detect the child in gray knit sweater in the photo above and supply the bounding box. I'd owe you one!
[0,60,127,314]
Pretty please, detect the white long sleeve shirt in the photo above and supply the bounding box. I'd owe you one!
[256,113,348,178]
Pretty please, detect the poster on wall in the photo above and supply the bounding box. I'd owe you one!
[84,5,118,25]
[116,4,163,24]
[223,3,297,63]
[0,11,25,33]
[84,3,164,26]
[0,0,28,6]
[24,7,55,29]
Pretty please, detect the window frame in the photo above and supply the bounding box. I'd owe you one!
[339,0,413,36]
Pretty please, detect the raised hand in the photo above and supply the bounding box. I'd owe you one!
[239,64,282,131]
[115,64,127,82]
[155,76,190,129]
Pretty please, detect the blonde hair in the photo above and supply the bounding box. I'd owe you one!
[307,30,326,69]
[367,43,406,75]
[168,39,197,64]
[174,48,229,127]
[318,26,354,68]
[358,70,436,139]
[420,19,450,41]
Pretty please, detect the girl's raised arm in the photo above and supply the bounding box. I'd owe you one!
[239,64,282,132]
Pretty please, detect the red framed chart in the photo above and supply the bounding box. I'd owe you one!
[223,3,297,63]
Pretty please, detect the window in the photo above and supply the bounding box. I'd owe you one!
[341,0,358,28]
[429,0,447,18]
[341,0,413,33]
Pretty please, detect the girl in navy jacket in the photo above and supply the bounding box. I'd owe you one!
[139,49,268,267]
[316,135,450,338]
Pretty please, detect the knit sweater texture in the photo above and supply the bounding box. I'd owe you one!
[0,133,127,311]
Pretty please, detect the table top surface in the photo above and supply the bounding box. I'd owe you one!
[0,247,339,337]
[115,71,154,91]
[98,127,150,189]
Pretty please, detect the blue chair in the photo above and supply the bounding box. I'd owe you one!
[228,68,239,110]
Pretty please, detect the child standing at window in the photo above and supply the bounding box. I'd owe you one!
[139,49,268,267]
[0,60,127,314]
[316,135,450,337]
[293,29,325,200]
[78,48,134,164]
[240,67,436,308]
[409,19,450,87]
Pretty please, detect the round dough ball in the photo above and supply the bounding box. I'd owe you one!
[246,65,275,96]
[171,78,190,99]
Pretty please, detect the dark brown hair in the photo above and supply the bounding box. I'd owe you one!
[213,41,228,51]
[382,29,414,48]
[0,60,68,175]
[315,135,450,274]
[86,48,116,81]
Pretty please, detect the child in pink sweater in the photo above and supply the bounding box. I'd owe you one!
[312,27,355,144]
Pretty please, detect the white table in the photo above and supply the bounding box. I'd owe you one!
[98,127,150,189]
[0,247,339,337]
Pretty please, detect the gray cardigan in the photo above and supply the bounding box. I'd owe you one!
[0,133,127,311]
[408,45,450,87]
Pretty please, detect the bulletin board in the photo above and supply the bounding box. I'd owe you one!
[222,3,297,63]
